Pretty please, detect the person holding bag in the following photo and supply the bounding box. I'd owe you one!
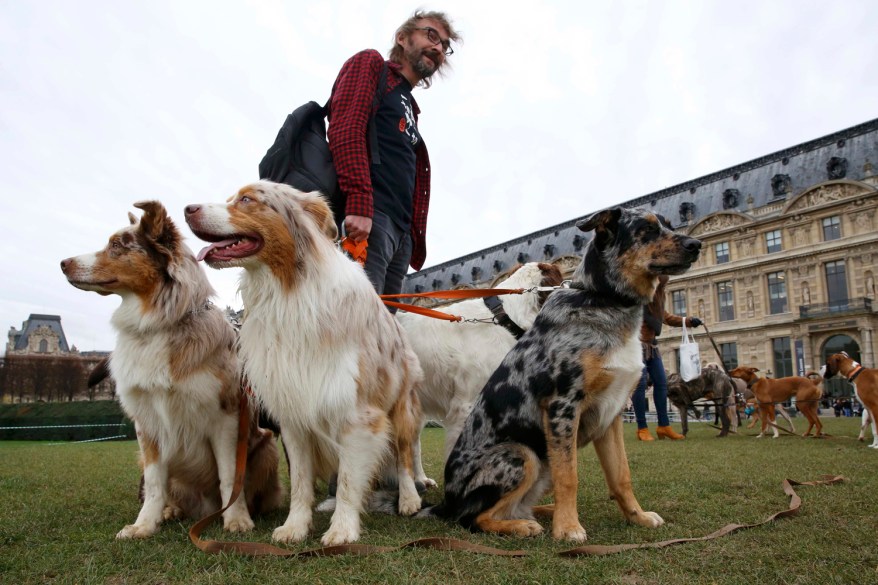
[633,275,703,441]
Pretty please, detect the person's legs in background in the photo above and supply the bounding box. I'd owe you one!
[645,352,684,440]
[631,367,654,441]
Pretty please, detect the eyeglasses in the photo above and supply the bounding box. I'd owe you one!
[414,26,454,56]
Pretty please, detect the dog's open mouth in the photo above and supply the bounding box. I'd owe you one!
[194,233,263,262]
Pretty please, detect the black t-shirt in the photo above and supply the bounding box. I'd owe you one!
[371,78,421,231]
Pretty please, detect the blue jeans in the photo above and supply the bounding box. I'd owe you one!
[632,346,671,429]
[362,211,413,310]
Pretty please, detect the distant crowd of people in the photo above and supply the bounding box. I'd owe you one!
[833,398,863,417]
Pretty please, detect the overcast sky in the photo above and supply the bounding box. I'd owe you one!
[2,0,877,352]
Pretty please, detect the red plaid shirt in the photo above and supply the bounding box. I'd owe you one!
[327,49,431,271]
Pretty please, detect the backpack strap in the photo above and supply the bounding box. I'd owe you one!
[325,61,389,166]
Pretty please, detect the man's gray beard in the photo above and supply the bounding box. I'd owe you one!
[408,49,437,80]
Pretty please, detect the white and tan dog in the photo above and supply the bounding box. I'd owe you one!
[397,262,563,485]
[823,352,878,448]
[61,201,284,539]
[184,181,423,545]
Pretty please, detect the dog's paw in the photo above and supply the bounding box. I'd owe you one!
[630,511,664,528]
[162,505,184,521]
[418,477,438,490]
[316,496,337,513]
[553,522,587,542]
[511,519,544,537]
[398,492,422,516]
[272,523,309,544]
[321,524,360,546]
[116,523,158,539]
[224,514,255,533]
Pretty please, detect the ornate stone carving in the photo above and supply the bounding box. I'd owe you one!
[787,182,871,213]
[690,213,748,237]
[552,255,582,278]
[827,156,848,180]
[853,210,874,234]
[722,189,740,209]
[788,226,810,247]
[771,174,792,197]
[679,202,696,224]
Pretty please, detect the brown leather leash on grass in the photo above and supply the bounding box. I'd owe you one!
[190,400,842,559]
[190,398,842,558]
[558,474,845,557]
[188,393,526,558]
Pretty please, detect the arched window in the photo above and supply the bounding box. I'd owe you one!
[39,339,48,353]
[821,334,860,399]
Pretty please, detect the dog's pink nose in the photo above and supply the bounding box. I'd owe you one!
[184,204,201,217]
[60,258,72,272]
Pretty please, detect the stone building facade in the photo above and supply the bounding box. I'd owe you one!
[404,119,878,399]
[6,314,72,355]
[3,314,113,402]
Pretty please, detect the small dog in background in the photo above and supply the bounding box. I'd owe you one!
[185,182,424,545]
[423,208,701,541]
[666,364,734,436]
[728,366,823,438]
[61,201,283,539]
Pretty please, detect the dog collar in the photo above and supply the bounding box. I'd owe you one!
[483,296,526,340]
[848,363,864,382]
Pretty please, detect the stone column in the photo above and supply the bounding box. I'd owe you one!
[861,327,875,368]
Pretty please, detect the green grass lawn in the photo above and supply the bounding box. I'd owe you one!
[1,417,877,584]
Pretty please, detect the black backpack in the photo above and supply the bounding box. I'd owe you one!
[258,64,388,225]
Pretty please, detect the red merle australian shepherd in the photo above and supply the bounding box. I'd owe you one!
[184,182,423,546]
[61,201,284,539]
[420,208,701,541]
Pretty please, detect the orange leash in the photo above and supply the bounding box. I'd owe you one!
[340,237,368,266]
[380,288,529,322]
[338,235,540,321]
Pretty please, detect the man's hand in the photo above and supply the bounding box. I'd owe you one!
[689,317,703,327]
[344,215,373,242]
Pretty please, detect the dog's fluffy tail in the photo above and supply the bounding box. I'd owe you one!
[87,356,111,388]
[415,501,448,519]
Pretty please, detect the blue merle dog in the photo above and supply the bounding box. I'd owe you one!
[421,207,701,541]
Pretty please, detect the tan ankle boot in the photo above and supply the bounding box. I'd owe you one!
[656,425,685,440]
[636,428,654,441]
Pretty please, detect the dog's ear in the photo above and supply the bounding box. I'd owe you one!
[303,195,338,241]
[575,208,622,233]
[128,212,137,225]
[133,200,181,259]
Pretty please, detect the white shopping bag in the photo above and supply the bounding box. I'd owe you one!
[679,320,701,382]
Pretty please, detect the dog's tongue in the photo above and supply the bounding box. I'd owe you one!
[196,239,238,262]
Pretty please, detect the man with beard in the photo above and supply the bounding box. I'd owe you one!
[328,11,461,300]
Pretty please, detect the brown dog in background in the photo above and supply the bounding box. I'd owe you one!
[728,366,823,438]
[823,352,878,448]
